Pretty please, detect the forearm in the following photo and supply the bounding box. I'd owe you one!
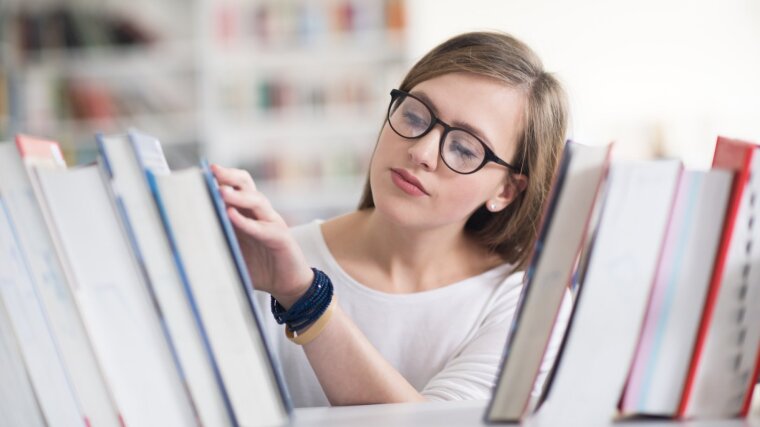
[301,304,426,406]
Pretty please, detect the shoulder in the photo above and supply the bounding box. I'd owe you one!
[468,266,525,326]
[493,267,524,302]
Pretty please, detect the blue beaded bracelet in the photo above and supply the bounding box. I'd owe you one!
[271,268,334,333]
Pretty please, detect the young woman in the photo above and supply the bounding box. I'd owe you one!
[211,31,570,407]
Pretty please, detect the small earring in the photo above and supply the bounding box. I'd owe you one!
[490,203,497,211]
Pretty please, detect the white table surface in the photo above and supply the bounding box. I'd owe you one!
[291,400,760,427]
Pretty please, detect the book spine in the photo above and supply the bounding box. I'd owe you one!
[146,170,240,427]
[96,134,114,179]
[200,160,293,413]
[677,145,752,418]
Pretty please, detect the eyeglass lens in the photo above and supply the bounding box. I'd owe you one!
[388,94,486,174]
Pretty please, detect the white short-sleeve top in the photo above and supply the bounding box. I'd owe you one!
[255,220,570,408]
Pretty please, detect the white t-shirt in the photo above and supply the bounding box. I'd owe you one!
[255,220,571,407]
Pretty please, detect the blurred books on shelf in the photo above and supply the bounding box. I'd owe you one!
[98,132,233,427]
[2,0,408,225]
[1,2,200,169]
[0,135,125,427]
[621,168,733,416]
[535,159,683,425]
[0,131,291,427]
[487,140,612,422]
[203,0,407,224]
[677,137,760,419]
[148,162,290,427]
[488,136,760,424]
[0,140,86,426]
[0,129,759,424]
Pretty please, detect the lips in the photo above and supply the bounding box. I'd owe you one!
[390,168,429,196]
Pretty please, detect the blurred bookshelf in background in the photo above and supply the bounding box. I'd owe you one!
[200,0,407,224]
[0,0,201,166]
[1,0,408,225]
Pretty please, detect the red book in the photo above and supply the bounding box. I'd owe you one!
[677,136,760,419]
[15,134,66,167]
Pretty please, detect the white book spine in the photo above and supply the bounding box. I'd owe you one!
[100,133,233,427]
[0,203,46,427]
[687,154,760,418]
[153,169,287,427]
[0,143,124,427]
[488,142,610,422]
[535,160,681,424]
[625,170,732,415]
[34,165,198,427]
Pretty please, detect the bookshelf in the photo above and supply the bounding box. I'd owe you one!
[2,0,409,224]
[198,0,408,224]
[0,1,202,167]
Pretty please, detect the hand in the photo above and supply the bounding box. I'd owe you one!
[211,164,313,308]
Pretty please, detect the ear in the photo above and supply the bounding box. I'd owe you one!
[487,173,528,212]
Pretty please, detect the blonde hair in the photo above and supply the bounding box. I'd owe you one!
[358,31,568,271]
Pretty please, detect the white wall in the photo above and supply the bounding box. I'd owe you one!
[406,0,760,167]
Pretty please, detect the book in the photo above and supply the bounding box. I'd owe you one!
[98,131,234,427]
[531,160,682,424]
[1,137,121,427]
[0,177,85,426]
[621,168,733,416]
[678,136,760,419]
[149,163,290,427]
[200,161,292,416]
[32,163,198,427]
[486,140,612,423]
[0,273,46,427]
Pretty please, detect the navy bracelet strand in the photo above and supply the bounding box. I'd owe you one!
[271,268,334,333]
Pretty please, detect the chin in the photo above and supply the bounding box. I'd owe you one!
[374,190,420,224]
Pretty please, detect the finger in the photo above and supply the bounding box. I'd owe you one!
[211,164,257,192]
[220,186,282,224]
[227,206,284,244]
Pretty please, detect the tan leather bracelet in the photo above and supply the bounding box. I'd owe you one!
[285,297,337,345]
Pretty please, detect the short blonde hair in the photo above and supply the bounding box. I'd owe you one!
[358,31,568,272]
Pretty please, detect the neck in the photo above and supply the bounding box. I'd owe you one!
[339,209,501,293]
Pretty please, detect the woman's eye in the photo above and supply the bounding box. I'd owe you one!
[451,141,477,159]
[402,111,427,129]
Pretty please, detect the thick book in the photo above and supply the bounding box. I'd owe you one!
[531,160,682,424]
[678,136,760,419]
[1,137,121,427]
[149,163,290,427]
[98,131,234,427]
[32,163,198,427]
[486,141,612,423]
[0,274,46,427]
[621,168,733,416]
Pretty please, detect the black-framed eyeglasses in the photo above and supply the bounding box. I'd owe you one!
[386,89,522,175]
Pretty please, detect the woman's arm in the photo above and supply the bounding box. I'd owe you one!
[301,303,425,405]
[211,164,424,405]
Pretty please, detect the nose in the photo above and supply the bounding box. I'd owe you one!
[408,125,442,171]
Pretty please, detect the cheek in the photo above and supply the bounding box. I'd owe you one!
[434,178,491,218]
[372,126,402,160]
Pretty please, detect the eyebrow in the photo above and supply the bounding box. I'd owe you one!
[410,90,496,149]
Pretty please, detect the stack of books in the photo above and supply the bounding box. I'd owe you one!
[487,137,760,424]
[1,129,758,425]
[0,131,290,427]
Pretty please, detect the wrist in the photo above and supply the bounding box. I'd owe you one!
[270,268,334,338]
[272,267,315,310]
